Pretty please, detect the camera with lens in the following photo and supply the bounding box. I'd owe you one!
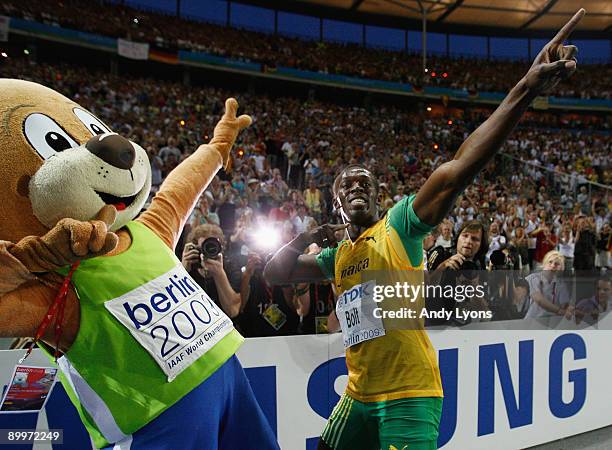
[458,259,480,280]
[199,237,222,260]
[489,249,508,269]
[430,246,480,279]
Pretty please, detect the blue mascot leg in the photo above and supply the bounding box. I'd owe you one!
[218,356,280,450]
[103,359,239,450]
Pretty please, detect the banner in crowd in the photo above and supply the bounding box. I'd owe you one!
[0,327,611,449]
[0,16,10,42]
[117,38,149,60]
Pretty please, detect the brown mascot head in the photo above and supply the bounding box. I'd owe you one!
[0,79,151,243]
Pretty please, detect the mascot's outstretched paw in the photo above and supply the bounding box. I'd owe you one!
[209,98,252,169]
[9,205,119,273]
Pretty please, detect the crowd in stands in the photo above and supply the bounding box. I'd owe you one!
[1,55,610,336]
[3,0,612,99]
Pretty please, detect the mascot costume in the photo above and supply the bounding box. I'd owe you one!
[0,79,279,449]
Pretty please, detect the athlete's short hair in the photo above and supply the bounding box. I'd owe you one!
[332,164,379,196]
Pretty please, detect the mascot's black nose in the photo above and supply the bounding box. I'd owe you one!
[86,133,136,170]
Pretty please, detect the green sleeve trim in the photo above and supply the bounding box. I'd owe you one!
[387,194,434,267]
[315,245,337,280]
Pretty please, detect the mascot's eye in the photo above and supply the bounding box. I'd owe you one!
[73,108,111,136]
[46,132,72,151]
[24,113,78,160]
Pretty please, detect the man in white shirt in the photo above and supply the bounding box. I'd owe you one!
[486,221,507,262]
[292,204,313,234]
[434,222,453,249]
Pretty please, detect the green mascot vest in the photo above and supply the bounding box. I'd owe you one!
[45,221,243,448]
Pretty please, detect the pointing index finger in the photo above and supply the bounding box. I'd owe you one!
[223,98,239,120]
[551,9,585,45]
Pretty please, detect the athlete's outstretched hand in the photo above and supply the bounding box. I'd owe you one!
[524,9,584,94]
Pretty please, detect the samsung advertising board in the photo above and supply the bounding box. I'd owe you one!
[0,326,611,449]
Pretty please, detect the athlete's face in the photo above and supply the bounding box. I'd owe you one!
[335,167,378,226]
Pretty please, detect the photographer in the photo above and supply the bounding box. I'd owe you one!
[427,220,489,326]
[291,243,337,334]
[487,249,528,321]
[429,220,488,274]
[238,253,300,337]
[181,224,242,318]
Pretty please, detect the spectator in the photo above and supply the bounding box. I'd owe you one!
[292,204,313,234]
[525,211,539,270]
[486,221,507,263]
[491,278,531,321]
[596,222,610,270]
[574,216,597,271]
[422,231,437,270]
[189,196,220,228]
[510,226,529,273]
[557,224,575,274]
[533,223,558,269]
[238,253,300,337]
[575,276,612,325]
[148,145,163,195]
[434,221,453,249]
[159,136,181,163]
[525,251,572,324]
[304,179,323,222]
[291,244,337,334]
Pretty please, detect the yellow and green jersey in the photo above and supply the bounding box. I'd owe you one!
[316,195,443,402]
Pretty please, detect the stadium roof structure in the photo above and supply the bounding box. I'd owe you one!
[233,0,612,38]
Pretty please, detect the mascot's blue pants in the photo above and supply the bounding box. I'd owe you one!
[103,355,279,450]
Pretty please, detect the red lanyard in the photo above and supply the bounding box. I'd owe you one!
[20,262,80,363]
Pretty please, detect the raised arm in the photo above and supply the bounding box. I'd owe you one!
[138,99,251,248]
[413,9,585,226]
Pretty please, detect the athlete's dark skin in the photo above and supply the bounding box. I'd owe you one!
[264,9,585,287]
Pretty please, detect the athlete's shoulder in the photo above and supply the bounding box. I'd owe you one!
[386,195,413,223]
